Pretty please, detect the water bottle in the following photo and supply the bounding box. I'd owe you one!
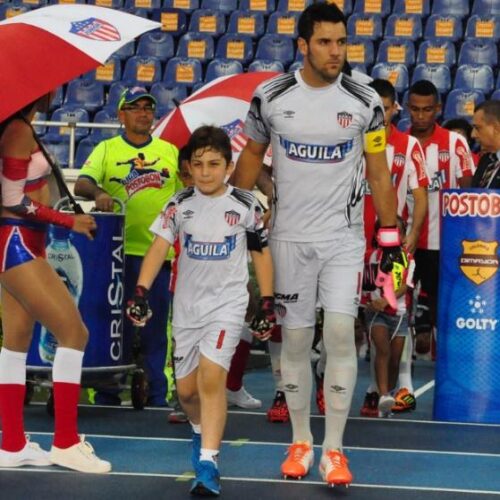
[39,226,83,364]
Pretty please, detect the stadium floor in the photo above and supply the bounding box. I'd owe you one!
[1,358,500,500]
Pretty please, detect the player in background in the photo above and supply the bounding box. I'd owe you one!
[360,79,429,417]
[406,80,475,359]
[127,126,275,496]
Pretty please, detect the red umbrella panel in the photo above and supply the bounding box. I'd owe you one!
[0,4,159,122]
[153,72,279,165]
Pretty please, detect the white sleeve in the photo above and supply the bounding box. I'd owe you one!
[243,84,271,145]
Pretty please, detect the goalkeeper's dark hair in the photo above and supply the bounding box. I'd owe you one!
[369,79,397,104]
[298,2,346,42]
[186,125,232,165]
[408,80,440,103]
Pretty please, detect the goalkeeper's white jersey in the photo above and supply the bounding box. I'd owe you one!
[244,70,386,242]
[150,185,265,328]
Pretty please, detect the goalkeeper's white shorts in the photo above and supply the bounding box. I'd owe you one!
[270,232,364,329]
[172,322,243,379]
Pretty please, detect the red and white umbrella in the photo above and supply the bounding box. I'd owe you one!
[153,72,279,164]
[0,4,159,122]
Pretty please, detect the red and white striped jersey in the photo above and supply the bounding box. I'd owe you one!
[406,124,475,251]
[364,125,429,249]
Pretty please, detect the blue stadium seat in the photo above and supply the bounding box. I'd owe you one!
[162,0,199,12]
[33,112,47,137]
[0,4,30,20]
[454,64,495,94]
[205,59,244,83]
[122,55,163,86]
[215,34,254,65]
[416,39,456,66]
[125,0,161,9]
[239,0,276,14]
[424,14,463,42]
[412,63,451,94]
[163,57,204,88]
[189,9,226,38]
[431,0,469,19]
[201,0,237,13]
[371,63,409,94]
[354,0,392,18]
[276,0,312,12]
[458,40,498,67]
[64,80,105,114]
[267,11,300,38]
[137,32,175,62]
[122,7,150,18]
[83,55,122,86]
[50,86,64,112]
[376,39,415,67]
[255,34,295,67]
[347,14,383,41]
[396,116,411,132]
[227,11,265,39]
[74,139,97,169]
[150,82,188,117]
[393,0,431,18]
[443,89,485,121]
[113,41,135,61]
[45,142,71,169]
[465,15,500,42]
[384,14,422,41]
[472,0,500,16]
[491,89,500,100]
[347,38,375,68]
[333,0,353,16]
[177,32,215,62]
[151,8,187,37]
[44,106,90,144]
[288,61,304,72]
[106,82,129,111]
[248,59,285,72]
[89,109,122,144]
[88,0,123,7]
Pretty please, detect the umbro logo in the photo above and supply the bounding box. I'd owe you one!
[283,110,295,118]
[182,210,194,219]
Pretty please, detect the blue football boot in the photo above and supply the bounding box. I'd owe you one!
[190,460,220,496]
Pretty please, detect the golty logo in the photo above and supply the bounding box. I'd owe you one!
[455,295,498,331]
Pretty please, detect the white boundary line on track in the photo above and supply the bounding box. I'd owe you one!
[414,379,435,398]
[1,468,500,496]
[22,431,500,458]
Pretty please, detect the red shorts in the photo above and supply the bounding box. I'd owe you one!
[0,218,46,273]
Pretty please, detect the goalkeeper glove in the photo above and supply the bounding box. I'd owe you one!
[375,226,408,310]
[250,296,276,341]
[126,285,153,327]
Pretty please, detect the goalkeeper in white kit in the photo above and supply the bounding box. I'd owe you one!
[126,125,275,497]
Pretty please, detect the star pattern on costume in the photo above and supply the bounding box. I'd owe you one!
[26,202,38,215]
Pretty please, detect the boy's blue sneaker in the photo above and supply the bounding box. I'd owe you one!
[190,460,220,496]
[191,432,201,471]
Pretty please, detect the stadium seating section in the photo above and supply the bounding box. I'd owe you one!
[4,0,496,166]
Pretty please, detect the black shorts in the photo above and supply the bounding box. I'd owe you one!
[414,249,440,317]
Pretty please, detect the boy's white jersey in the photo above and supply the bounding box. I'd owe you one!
[244,70,386,242]
[150,185,265,328]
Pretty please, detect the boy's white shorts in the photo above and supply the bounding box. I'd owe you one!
[173,322,243,379]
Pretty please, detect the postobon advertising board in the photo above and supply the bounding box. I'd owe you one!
[434,189,500,423]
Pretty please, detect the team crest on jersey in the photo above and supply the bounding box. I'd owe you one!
[460,241,499,285]
[224,210,240,226]
[70,18,121,41]
[393,153,405,168]
[438,150,450,163]
[337,111,353,128]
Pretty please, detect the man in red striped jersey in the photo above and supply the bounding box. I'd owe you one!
[361,79,429,417]
[407,80,475,356]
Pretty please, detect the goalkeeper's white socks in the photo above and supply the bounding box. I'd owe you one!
[322,313,357,451]
[281,326,314,444]
[268,338,284,391]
